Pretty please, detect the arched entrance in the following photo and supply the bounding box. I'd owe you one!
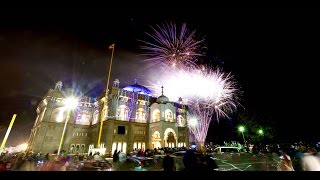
[164,128,177,148]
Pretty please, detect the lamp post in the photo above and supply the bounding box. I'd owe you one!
[57,97,78,157]
[97,43,115,148]
[258,129,263,135]
[238,126,246,145]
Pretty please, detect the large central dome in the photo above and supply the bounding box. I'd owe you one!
[123,81,152,96]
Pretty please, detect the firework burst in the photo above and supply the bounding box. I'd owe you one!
[140,22,206,68]
[148,65,240,144]
[148,66,239,120]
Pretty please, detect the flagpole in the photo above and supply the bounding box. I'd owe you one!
[97,43,115,147]
[0,114,17,150]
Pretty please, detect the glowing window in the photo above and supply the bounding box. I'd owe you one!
[123,142,127,154]
[152,109,160,122]
[117,142,122,152]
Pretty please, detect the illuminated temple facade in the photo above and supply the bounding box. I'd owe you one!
[27,80,189,154]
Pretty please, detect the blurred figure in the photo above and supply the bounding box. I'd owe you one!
[60,157,70,171]
[277,151,294,171]
[162,150,175,171]
[118,151,126,163]
[301,147,320,171]
[0,161,6,172]
[94,152,103,161]
[292,145,305,171]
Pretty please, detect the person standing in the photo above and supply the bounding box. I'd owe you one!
[163,151,175,171]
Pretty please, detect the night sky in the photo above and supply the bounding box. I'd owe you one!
[0,8,318,146]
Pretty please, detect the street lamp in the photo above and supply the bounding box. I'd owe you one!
[238,126,246,145]
[57,97,78,156]
[258,129,264,135]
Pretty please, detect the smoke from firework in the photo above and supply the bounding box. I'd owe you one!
[140,22,206,68]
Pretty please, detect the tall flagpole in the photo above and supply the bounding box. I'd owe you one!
[97,43,115,147]
[0,114,17,150]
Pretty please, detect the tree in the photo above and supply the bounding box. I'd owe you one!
[237,112,276,144]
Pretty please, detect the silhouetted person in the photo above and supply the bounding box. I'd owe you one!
[163,151,175,171]
[182,149,198,171]
[44,153,49,161]
[113,149,118,162]
[204,154,218,171]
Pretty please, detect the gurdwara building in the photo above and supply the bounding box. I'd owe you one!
[27,80,189,154]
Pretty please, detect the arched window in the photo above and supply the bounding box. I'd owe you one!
[76,144,80,153]
[165,109,173,122]
[51,107,66,122]
[136,108,146,122]
[92,110,99,124]
[75,110,91,125]
[152,109,160,122]
[177,115,185,127]
[81,144,85,153]
[70,144,75,154]
[152,131,161,139]
[117,105,129,121]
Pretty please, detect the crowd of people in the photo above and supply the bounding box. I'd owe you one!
[1,142,320,171]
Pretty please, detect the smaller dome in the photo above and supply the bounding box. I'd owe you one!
[156,95,170,104]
